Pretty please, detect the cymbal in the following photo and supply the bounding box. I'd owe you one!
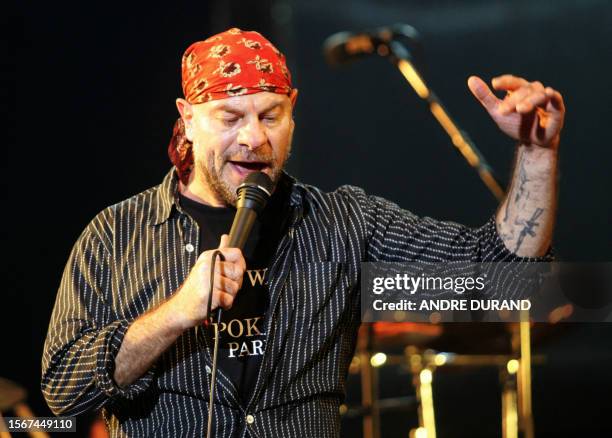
[0,377,27,412]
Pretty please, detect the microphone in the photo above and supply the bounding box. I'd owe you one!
[228,171,274,249]
[323,24,420,66]
[209,171,272,319]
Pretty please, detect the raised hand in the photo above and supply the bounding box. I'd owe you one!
[467,74,565,149]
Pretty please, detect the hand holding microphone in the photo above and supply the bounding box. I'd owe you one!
[173,171,274,328]
[111,174,273,400]
[172,234,246,327]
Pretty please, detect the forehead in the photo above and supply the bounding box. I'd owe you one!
[196,92,290,114]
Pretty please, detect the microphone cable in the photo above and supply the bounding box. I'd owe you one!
[206,250,225,438]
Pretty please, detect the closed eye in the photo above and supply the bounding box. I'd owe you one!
[221,116,240,126]
[261,112,280,123]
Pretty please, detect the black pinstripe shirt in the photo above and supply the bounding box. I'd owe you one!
[42,169,549,437]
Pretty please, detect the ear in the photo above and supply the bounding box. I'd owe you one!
[289,88,299,108]
[175,98,194,141]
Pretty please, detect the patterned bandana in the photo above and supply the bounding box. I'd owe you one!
[168,28,293,185]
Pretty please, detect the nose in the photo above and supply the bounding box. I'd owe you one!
[237,118,267,151]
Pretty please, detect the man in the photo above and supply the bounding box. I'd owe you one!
[42,28,563,437]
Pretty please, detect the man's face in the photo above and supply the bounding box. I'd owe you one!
[179,91,296,206]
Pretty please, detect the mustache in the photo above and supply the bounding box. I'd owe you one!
[223,152,275,163]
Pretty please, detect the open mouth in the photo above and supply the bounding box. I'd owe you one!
[228,160,271,176]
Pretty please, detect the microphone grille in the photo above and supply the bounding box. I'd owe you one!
[243,171,274,197]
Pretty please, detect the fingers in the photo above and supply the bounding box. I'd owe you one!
[215,236,246,269]
[214,261,244,282]
[499,87,529,114]
[517,89,548,113]
[542,87,565,135]
[545,87,565,114]
[215,273,241,297]
[468,74,554,116]
[494,76,562,117]
[471,73,565,147]
[211,273,241,310]
[219,233,229,248]
[213,289,237,310]
[188,234,249,314]
[208,252,244,294]
[467,75,500,112]
[196,244,246,270]
[218,248,246,270]
[179,236,249,320]
[216,234,245,268]
[501,86,546,115]
[491,74,529,92]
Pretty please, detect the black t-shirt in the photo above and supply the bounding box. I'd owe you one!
[178,184,289,402]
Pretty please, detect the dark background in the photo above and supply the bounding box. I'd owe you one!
[5,0,612,436]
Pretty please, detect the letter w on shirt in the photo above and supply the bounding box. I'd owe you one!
[246,268,267,286]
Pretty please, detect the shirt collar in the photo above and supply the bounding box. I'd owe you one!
[149,167,306,226]
[149,168,181,226]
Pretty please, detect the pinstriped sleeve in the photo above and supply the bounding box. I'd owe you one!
[339,185,553,263]
[41,219,155,416]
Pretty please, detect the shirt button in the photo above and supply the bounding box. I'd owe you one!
[185,243,195,253]
[246,414,255,424]
[205,365,211,374]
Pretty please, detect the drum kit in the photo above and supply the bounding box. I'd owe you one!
[343,320,570,438]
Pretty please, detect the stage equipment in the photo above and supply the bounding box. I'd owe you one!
[344,322,569,438]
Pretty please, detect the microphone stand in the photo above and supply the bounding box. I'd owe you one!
[384,40,536,437]
[388,41,537,437]
[330,31,538,438]
[383,39,505,201]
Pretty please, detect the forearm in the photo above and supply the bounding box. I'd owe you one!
[113,293,192,388]
[114,240,243,387]
[496,143,558,257]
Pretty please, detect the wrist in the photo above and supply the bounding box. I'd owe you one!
[519,133,560,152]
[517,143,558,174]
[161,291,196,333]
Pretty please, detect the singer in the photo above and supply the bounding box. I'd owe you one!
[42,27,564,437]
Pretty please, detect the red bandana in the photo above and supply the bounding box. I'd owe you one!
[168,28,293,184]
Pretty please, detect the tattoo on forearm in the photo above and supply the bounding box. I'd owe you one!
[502,156,527,224]
[514,158,529,205]
[513,208,544,252]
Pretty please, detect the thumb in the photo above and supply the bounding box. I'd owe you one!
[467,75,499,112]
[219,234,229,248]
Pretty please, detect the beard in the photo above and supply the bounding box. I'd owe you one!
[196,145,291,206]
